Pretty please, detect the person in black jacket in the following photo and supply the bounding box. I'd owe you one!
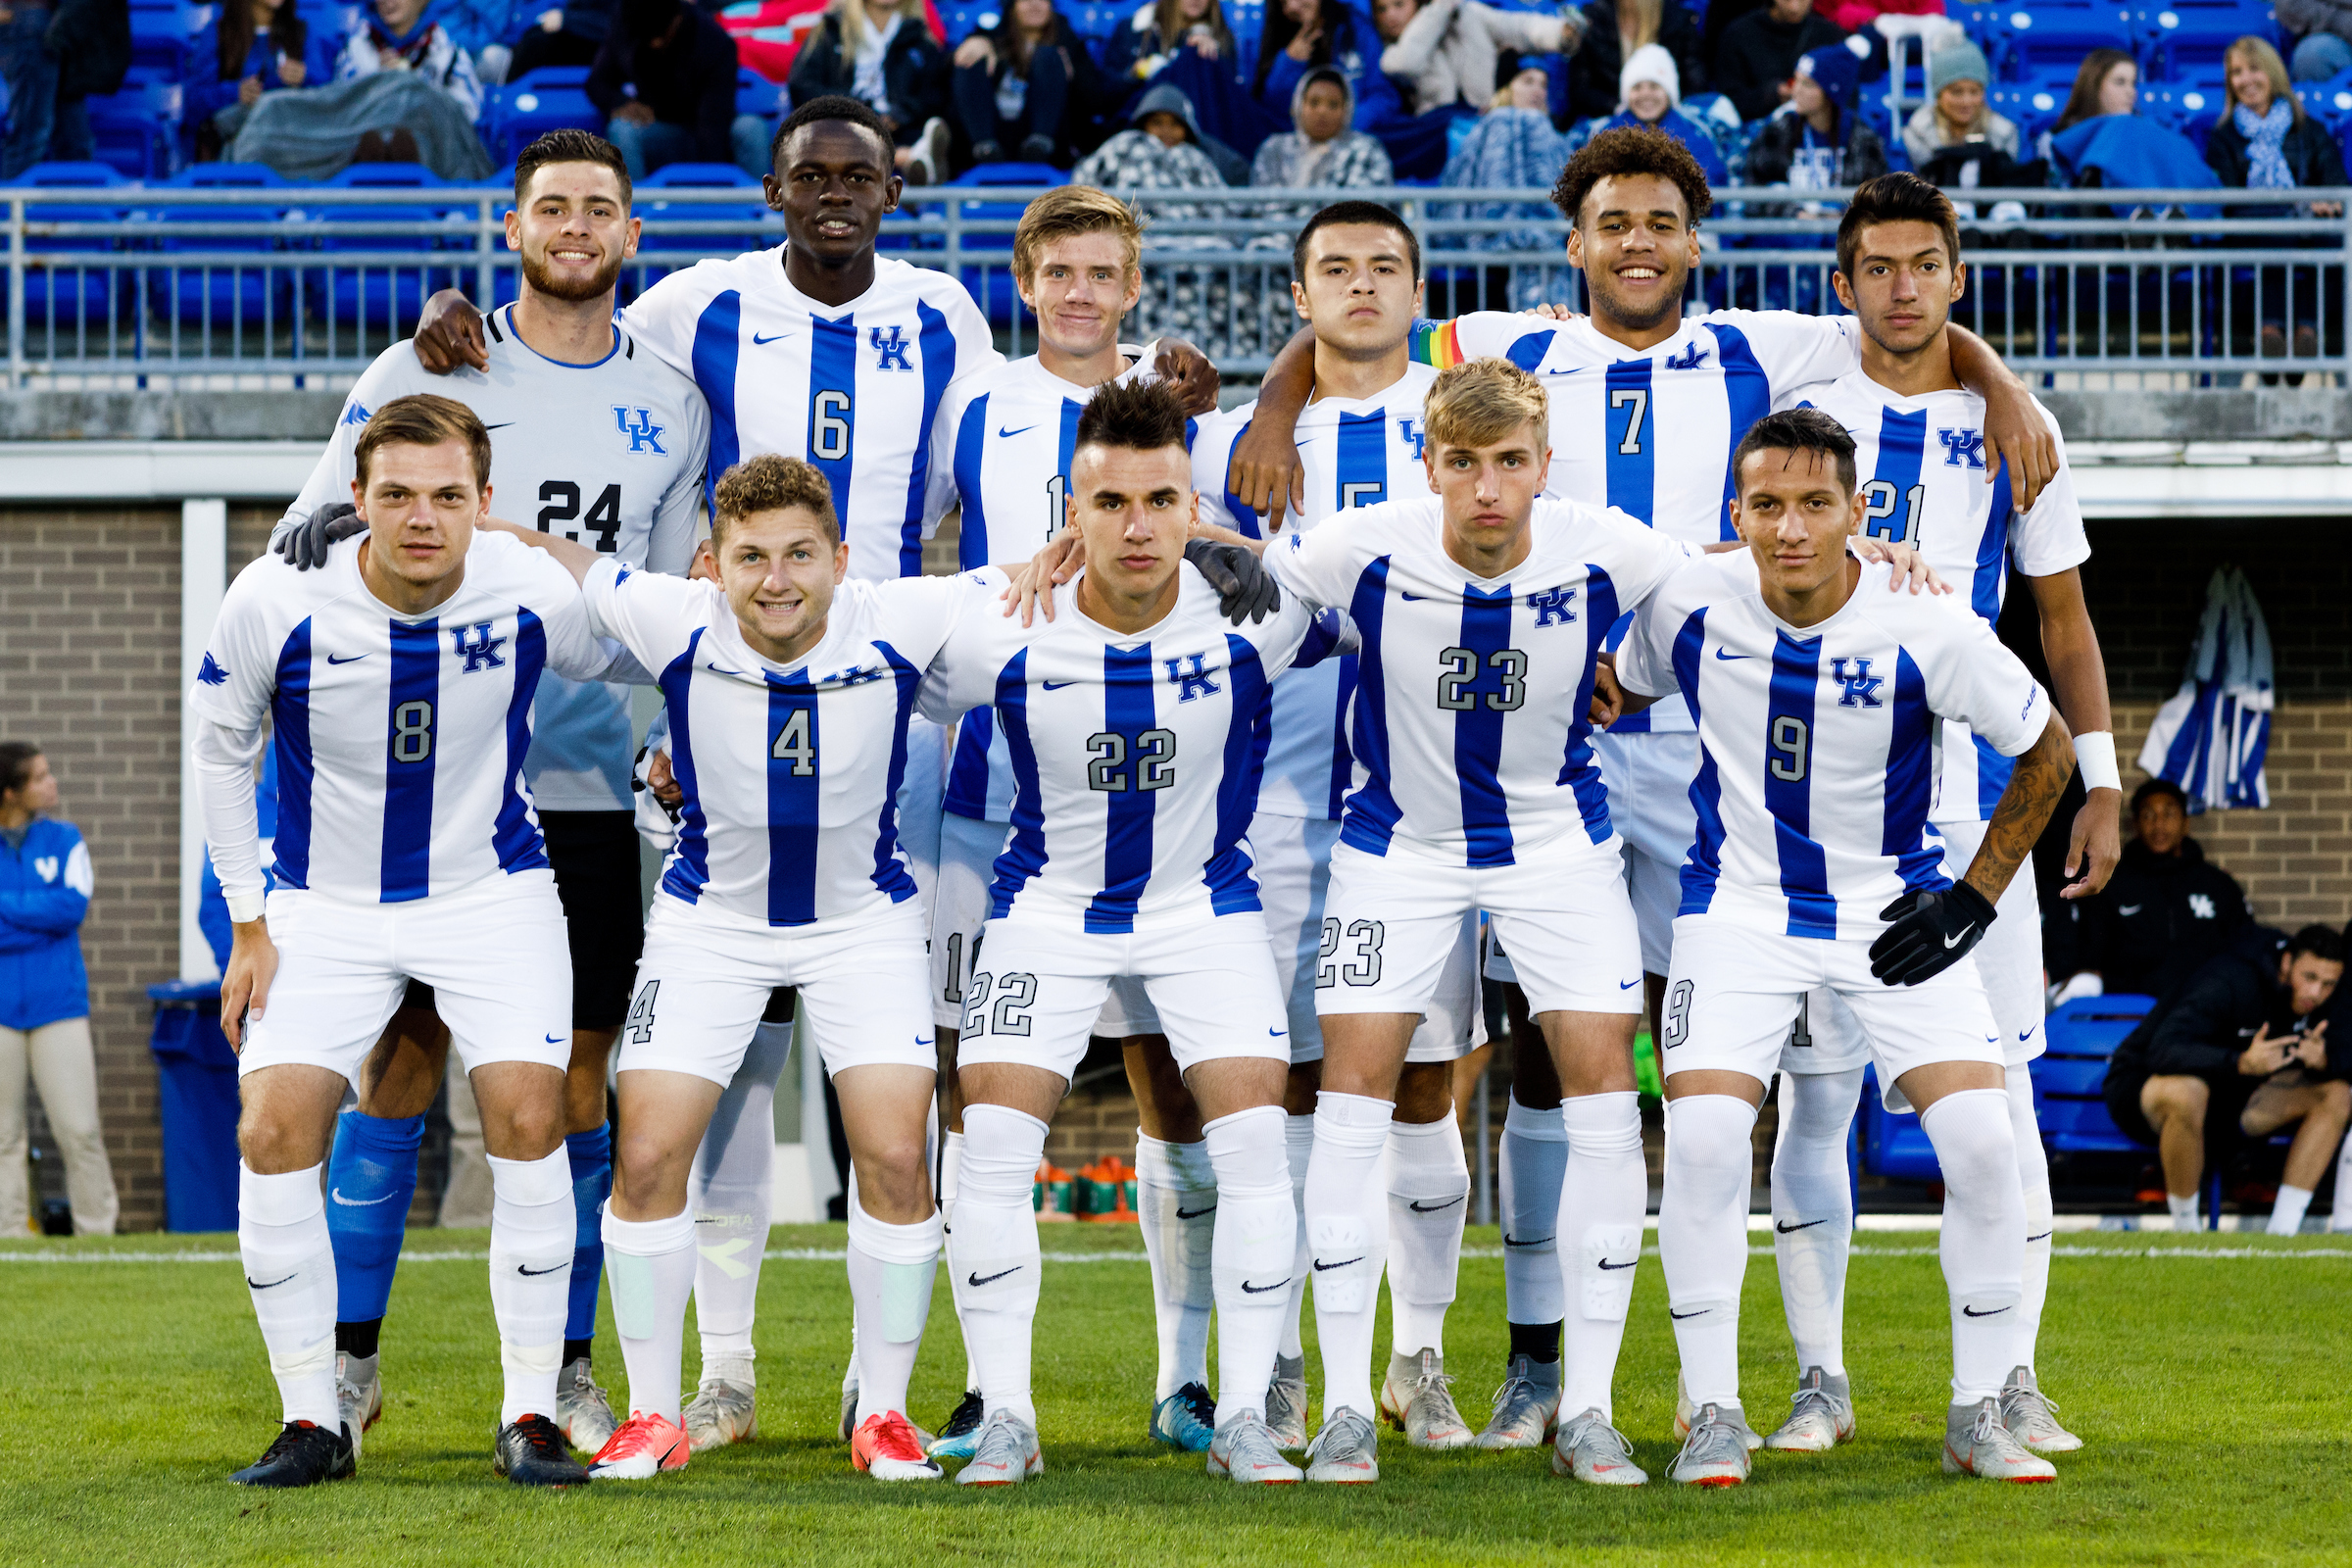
[1567,0,1705,123]
[2207,35,2347,373]
[0,0,122,178]
[590,0,768,176]
[950,0,1105,166]
[1711,0,1842,123]
[2051,779,2251,1004]
[2104,924,2350,1232]
[789,0,954,183]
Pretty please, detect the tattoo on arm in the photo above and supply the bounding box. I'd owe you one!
[1964,711,2076,903]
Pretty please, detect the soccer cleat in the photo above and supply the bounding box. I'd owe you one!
[1263,1356,1309,1450]
[852,1412,946,1481]
[335,1351,383,1460]
[1379,1348,1475,1449]
[229,1420,356,1488]
[1668,1402,1753,1488]
[955,1408,1044,1486]
[1206,1410,1304,1484]
[682,1376,759,1453]
[1150,1382,1218,1452]
[1550,1407,1646,1486]
[1303,1406,1380,1484]
[1675,1370,1764,1452]
[1999,1366,2082,1454]
[839,1381,859,1444]
[588,1411,691,1480]
[494,1414,592,1487]
[1764,1366,1855,1452]
[556,1357,619,1455]
[1945,1397,2058,1482]
[1475,1352,1561,1450]
[928,1389,986,1459]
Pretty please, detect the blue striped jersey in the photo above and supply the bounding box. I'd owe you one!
[274,307,710,812]
[1615,552,2052,940]
[579,560,979,927]
[1193,363,1438,822]
[1263,495,1693,867]
[188,531,632,904]
[1793,373,2087,825]
[615,249,1001,582]
[915,566,1319,933]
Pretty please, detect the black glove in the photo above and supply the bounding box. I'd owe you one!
[1868,883,1997,987]
[271,501,365,571]
[1183,537,1280,625]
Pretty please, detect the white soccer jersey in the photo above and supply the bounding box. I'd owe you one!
[189,531,632,904]
[916,566,1319,932]
[1263,495,1691,866]
[1194,363,1438,821]
[615,248,1001,582]
[1793,372,2089,824]
[579,560,976,926]
[1616,551,2052,940]
[1417,309,1863,736]
[276,308,710,811]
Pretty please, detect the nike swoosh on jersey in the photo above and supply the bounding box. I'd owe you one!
[326,654,367,664]
[482,422,514,431]
[544,1034,564,1044]
[752,331,794,345]
[1240,1277,1290,1294]
[968,1265,1022,1287]
[1399,591,1428,601]
[2026,1232,2053,1243]
[330,1188,398,1206]
[1042,680,1078,691]
[1619,978,1641,990]
[1312,1255,1365,1271]
[1408,1195,1464,1213]
[1596,1257,1636,1270]
[1268,1028,1288,1037]
[1713,649,1751,661]
[998,425,1037,438]
[1776,1218,1828,1234]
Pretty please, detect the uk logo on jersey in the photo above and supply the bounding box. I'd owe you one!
[452,621,507,672]
[871,325,912,371]
[613,406,666,455]
[1396,416,1427,459]
[1526,585,1577,627]
[1938,427,1986,468]
[823,662,888,688]
[1665,342,1710,371]
[1830,657,1884,708]
[1166,653,1220,702]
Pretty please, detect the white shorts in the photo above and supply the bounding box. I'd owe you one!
[897,715,947,903]
[1664,910,2001,1112]
[238,874,572,1082]
[619,895,938,1086]
[1320,834,1642,1022]
[931,810,1152,1038]
[958,909,1293,1082]
[1779,817,2046,1077]
[1590,729,1698,978]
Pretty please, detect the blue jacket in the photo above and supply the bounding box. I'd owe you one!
[0,817,92,1031]
[182,20,341,126]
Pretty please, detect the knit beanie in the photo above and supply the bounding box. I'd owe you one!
[1797,43,1860,114]
[1928,39,1990,98]
[1619,41,1682,111]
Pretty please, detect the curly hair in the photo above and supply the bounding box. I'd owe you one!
[1549,124,1714,229]
[712,453,841,544]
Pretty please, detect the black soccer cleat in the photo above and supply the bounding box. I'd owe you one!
[928,1388,987,1459]
[495,1414,593,1487]
[230,1420,356,1488]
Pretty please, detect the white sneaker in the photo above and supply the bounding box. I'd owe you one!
[956,1408,1044,1486]
[335,1351,382,1459]
[555,1356,618,1455]
[1675,1370,1763,1452]
[1763,1366,1855,1452]
[1998,1366,2082,1454]
[1668,1402,1753,1488]
[1945,1396,2057,1482]
[1378,1348,1475,1449]
[1303,1406,1379,1484]
[683,1376,758,1452]
[1206,1410,1303,1484]
[1550,1406,1646,1486]
[905,118,951,186]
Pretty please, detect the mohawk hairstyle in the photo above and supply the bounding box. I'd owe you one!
[1731,407,1859,499]
[1550,123,1714,229]
[1074,377,1190,457]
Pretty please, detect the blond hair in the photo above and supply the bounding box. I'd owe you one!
[711,453,841,545]
[1616,0,1661,52]
[1423,359,1548,451]
[1012,186,1145,288]
[836,0,935,49]
[2219,35,2299,127]
[353,393,492,491]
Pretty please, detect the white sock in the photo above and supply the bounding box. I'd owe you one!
[1202,1105,1298,1426]
[1558,1092,1645,1421]
[2269,1184,2314,1237]
[940,1128,975,1390]
[487,1147,573,1426]
[2166,1191,2200,1227]
[1135,1130,1217,1400]
[239,1162,340,1429]
[1278,1113,1314,1361]
[1305,1091,1393,1420]
[2004,1063,2054,1367]
[1919,1088,2026,1405]
[946,1103,1047,1427]
[847,1201,942,1426]
[1384,1114,1468,1359]
[604,1206,699,1425]
[1771,1068,1861,1378]
[691,1015,787,1387]
[1499,1095,1567,1327]
[1657,1094,1755,1411]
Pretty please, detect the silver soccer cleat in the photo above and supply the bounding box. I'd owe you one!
[1475,1352,1561,1450]
[683,1376,759,1452]
[955,1408,1045,1487]
[1763,1365,1855,1452]
[838,1380,858,1444]
[1668,1402,1754,1488]
[1676,1370,1764,1452]
[1944,1396,2057,1482]
[1303,1405,1380,1483]
[554,1356,618,1455]
[1998,1366,2082,1453]
[334,1351,382,1460]
[1378,1348,1475,1449]
[1263,1355,1310,1451]
[1206,1410,1304,1484]
[1550,1406,1647,1485]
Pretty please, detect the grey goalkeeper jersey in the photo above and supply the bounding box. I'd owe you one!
[275,304,710,810]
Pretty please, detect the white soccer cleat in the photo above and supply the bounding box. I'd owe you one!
[1675,1370,1763,1452]
[1476,1352,1562,1450]
[1303,1406,1380,1484]
[955,1408,1045,1487]
[1206,1410,1303,1484]
[682,1376,758,1452]
[852,1411,945,1481]
[555,1356,619,1455]
[1945,1397,2057,1483]
[1263,1356,1310,1451]
[1378,1348,1475,1449]
[1763,1366,1855,1452]
[334,1351,382,1460]
[1998,1366,2082,1454]
[1550,1406,1647,1486]
[1668,1402,1753,1488]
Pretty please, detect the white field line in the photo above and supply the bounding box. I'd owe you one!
[3,1245,2346,1265]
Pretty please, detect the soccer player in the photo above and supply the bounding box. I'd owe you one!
[1760,173,2118,1457]
[919,381,1316,1488]
[194,394,645,1488]
[267,129,709,1461]
[1614,408,2076,1488]
[480,454,975,1484]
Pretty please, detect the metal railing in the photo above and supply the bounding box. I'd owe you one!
[4,182,2347,387]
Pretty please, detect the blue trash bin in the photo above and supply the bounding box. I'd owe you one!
[148,980,241,1233]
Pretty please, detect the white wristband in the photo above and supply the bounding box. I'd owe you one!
[226,892,265,924]
[2073,731,2121,793]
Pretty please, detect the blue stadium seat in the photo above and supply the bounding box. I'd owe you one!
[2140,1,2282,81]
[307,164,464,332]
[634,162,769,286]
[1990,83,2067,144]
[487,67,605,164]
[737,66,785,120]
[88,79,183,179]
[1993,3,2142,81]
[1857,1065,1943,1184]
[939,161,1060,323]
[2033,994,2156,1158]
[2140,82,2223,152]
[15,164,130,326]
[151,163,293,330]
[1069,1,1125,42]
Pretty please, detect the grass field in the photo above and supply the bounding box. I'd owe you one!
[3,1224,2344,1566]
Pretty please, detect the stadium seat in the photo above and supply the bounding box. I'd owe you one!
[2033,994,2156,1158]
[634,162,770,288]
[87,79,183,180]
[2140,82,2223,152]
[1993,4,2142,81]
[939,162,1061,323]
[15,164,130,328]
[306,164,465,333]
[151,163,293,331]
[2140,1,2283,81]
[1857,1065,1943,1184]
[487,67,605,165]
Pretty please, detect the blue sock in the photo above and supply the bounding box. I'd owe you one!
[564,1124,613,1348]
[325,1108,424,1326]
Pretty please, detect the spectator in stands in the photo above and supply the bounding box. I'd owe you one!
[1899,37,2015,168]
[790,0,954,184]
[2052,46,2137,137]
[1567,0,1703,123]
[508,0,621,83]
[1072,82,1242,347]
[952,0,1102,166]
[1712,0,1842,123]
[2280,0,2352,84]
[0,0,84,178]
[2209,34,2346,207]
[1440,60,1576,305]
[1254,0,1383,124]
[590,0,767,177]
[2104,924,2351,1235]
[1564,41,1728,181]
[1104,0,1237,85]
[1746,40,1884,194]
[0,743,120,1237]
[2056,778,2253,1004]
[186,0,335,162]
[1378,0,1584,122]
[1251,65,1392,226]
[338,0,489,125]
[2043,47,2216,200]
[1085,75,1250,182]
